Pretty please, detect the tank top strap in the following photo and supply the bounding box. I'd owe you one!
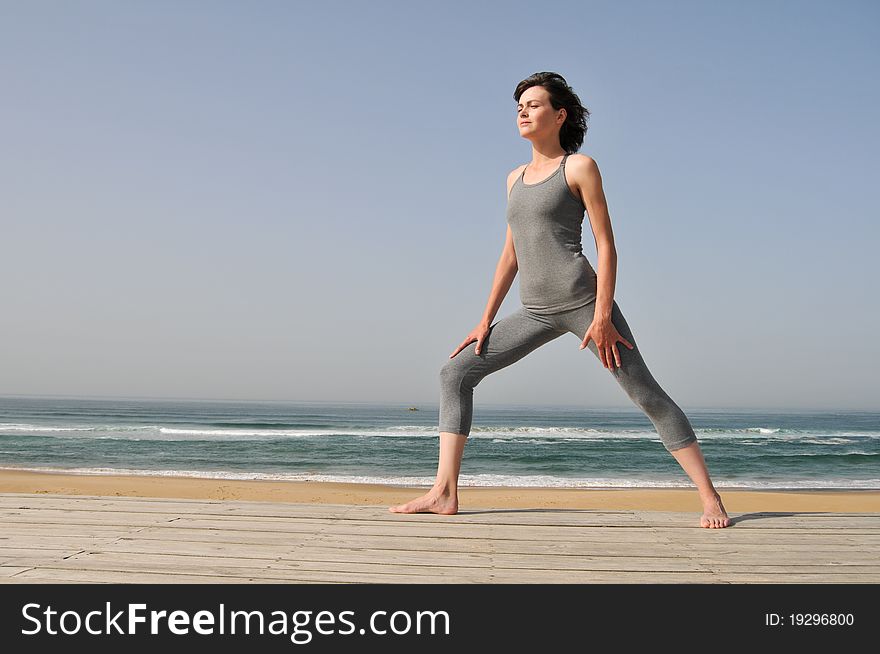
[561,153,570,167]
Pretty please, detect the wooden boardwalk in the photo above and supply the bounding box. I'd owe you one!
[1,492,878,583]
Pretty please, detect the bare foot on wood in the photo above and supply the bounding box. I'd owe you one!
[700,491,731,528]
[389,488,458,515]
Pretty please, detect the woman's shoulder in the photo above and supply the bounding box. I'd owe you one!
[566,152,597,167]
[507,162,528,178]
[505,164,527,199]
[505,163,527,188]
[564,154,601,185]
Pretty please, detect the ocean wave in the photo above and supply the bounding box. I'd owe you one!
[0,423,160,433]
[2,421,878,443]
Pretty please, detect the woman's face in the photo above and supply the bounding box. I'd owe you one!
[516,86,564,137]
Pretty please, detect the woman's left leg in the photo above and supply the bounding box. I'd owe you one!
[559,299,731,528]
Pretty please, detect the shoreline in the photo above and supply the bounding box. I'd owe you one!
[1,469,878,512]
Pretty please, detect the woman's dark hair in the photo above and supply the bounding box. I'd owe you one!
[513,72,589,154]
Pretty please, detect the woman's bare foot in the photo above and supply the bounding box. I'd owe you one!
[389,486,458,515]
[700,491,731,528]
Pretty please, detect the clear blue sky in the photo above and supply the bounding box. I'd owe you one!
[1,0,877,410]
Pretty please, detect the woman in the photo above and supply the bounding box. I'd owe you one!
[390,72,730,528]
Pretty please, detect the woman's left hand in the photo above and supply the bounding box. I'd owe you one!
[579,317,634,370]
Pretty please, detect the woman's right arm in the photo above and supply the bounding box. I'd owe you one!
[477,167,523,329]
[478,225,518,329]
[449,226,518,358]
[449,168,523,358]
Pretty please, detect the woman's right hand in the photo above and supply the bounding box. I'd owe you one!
[449,322,492,358]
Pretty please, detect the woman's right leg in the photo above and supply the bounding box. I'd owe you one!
[389,307,564,514]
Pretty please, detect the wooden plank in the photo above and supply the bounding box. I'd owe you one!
[648,529,880,542]
[3,517,334,537]
[0,538,136,551]
[0,495,226,511]
[2,568,724,584]
[637,510,879,520]
[704,564,880,573]
[1,511,649,531]
[0,492,221,503]
[1,513,188,527]
[0,496,373,519]
[647,524,880,533]
[0,566,34,578]
[6,561,487,584]
[484,570,721,583]
[226,506,641,524]
[115,530,493,551]
[4,542,872,570]
[84,548,492,569]
[94,539,311,560]
[0,497,641,523]
[7,551,712,580]
[713,572,880,583]
[486,553,706,573]
[1,569,287,584]
[674,553,879,565]
[8,523,878,550]
[0,547,86,561]
[10,501,877,532]
[293,536,671,556]
[56,551,496,579]
[9,521,866,547]
[79,541,491,564]
[648,543,878,557]
[7,526,682,551]
[272,535,877,558]
[0,507,356,524]
[0,524,143,537]
[0,496,632,523]
[57,546,709,574]
[142,519,672,541]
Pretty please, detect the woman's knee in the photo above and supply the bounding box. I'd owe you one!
[439,357,465,390]
[636,391,674,419]
[439,355,481,393]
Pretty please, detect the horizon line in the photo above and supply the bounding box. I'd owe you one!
[0,393,877,413]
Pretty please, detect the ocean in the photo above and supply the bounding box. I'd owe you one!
[0,396,877,490]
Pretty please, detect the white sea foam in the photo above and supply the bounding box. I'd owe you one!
[2,422,878,443]
[0,423,103,432]
[0,423,159,433]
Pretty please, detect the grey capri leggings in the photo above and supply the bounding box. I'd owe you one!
[438,299,698,453]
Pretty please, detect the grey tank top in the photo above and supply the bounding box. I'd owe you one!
[506,153,598,314]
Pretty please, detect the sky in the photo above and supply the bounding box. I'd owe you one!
[1,0,878,411]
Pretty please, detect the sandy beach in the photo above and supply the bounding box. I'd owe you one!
[1,469,878,512]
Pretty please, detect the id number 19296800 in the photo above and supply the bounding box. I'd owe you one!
[765,613,854,627]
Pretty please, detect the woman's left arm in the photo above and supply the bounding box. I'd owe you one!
[569,155,634,369]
